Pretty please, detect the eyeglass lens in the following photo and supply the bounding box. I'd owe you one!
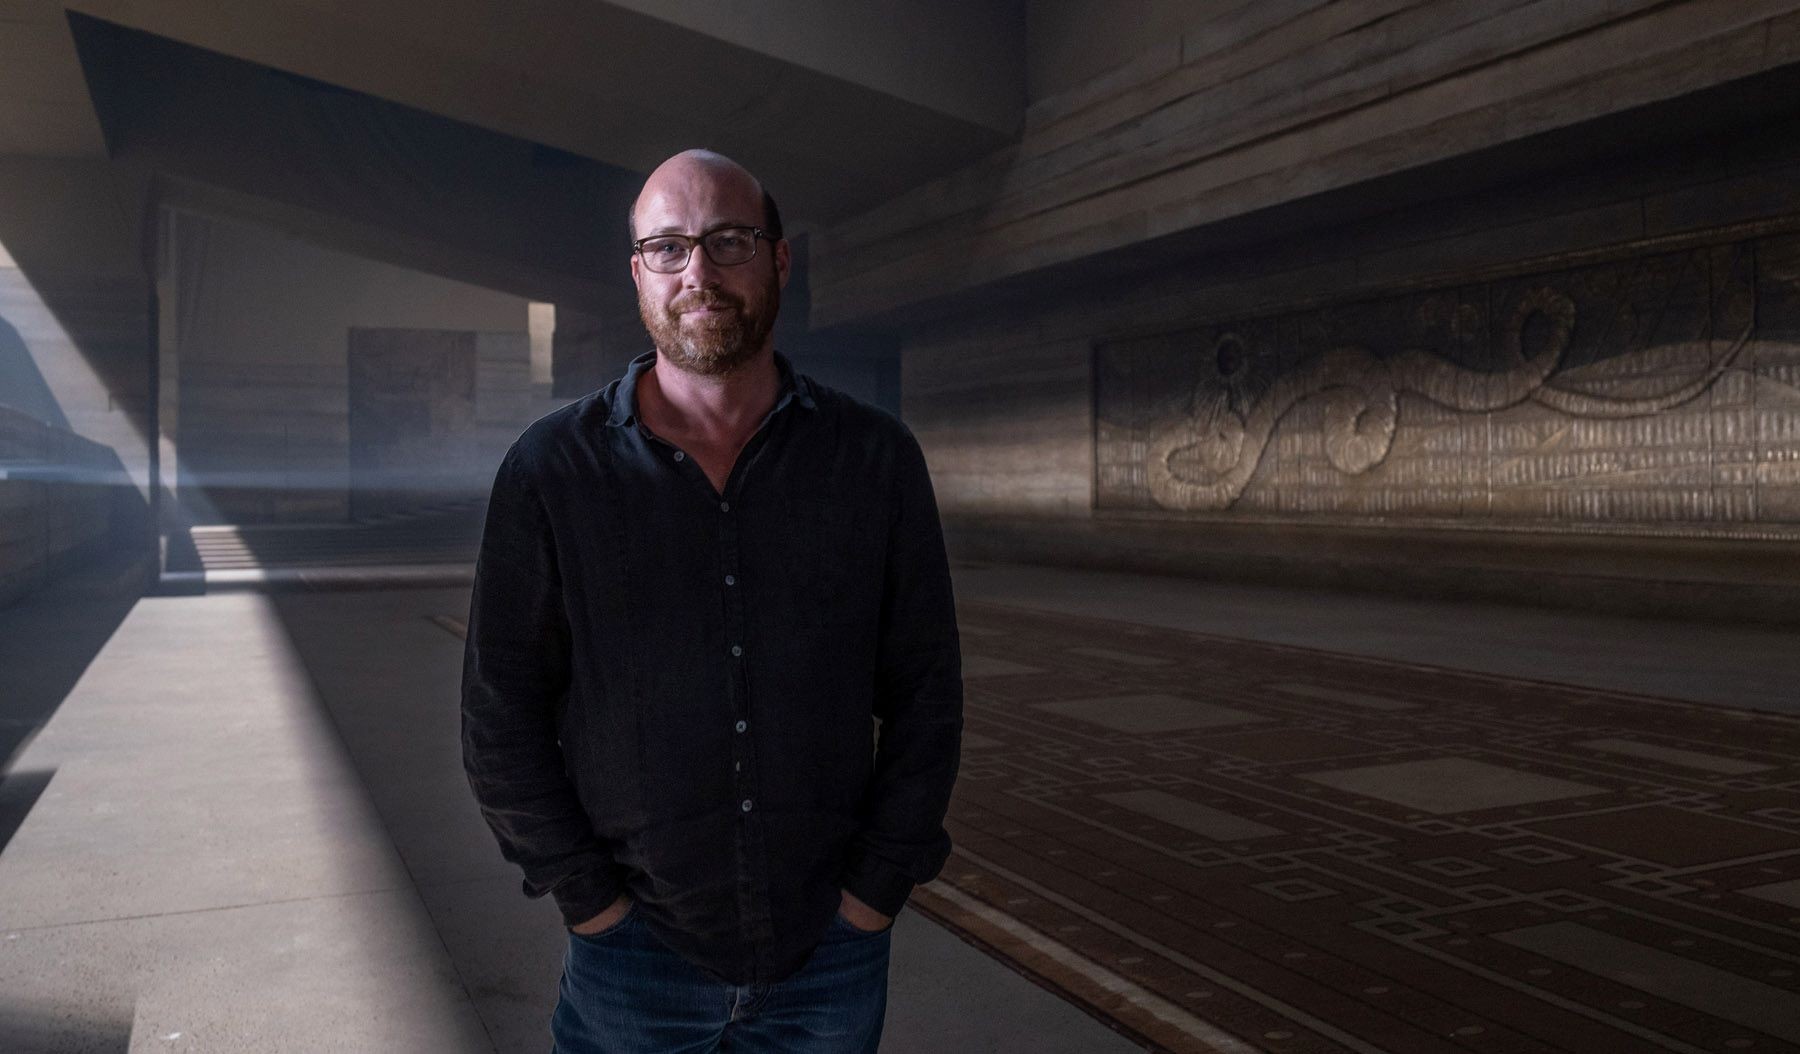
[639,228,759,273]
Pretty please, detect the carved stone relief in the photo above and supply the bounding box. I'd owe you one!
[1096,233,1800,531]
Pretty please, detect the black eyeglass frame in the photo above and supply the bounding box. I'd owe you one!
[630,226,776,273]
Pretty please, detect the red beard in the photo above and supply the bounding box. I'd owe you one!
[639,277,780,376]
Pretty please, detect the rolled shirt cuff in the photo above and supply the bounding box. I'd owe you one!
[841,849,917,918]
[546,866,628,928]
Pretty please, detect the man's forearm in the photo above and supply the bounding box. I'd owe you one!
[462,447,626,927]
[461,681,628,926]
[462,613,628,925]
[844,427,964,917]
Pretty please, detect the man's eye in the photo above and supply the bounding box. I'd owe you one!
[711,234,748,252]
[645,240,684,255]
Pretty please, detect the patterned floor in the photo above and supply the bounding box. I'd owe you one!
[436,601,1800,1052]
[910,601,1800,1053]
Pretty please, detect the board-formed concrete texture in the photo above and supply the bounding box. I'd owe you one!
[0,403,122,606]
[10,2,1800,1051]
[1093,233,1799,528]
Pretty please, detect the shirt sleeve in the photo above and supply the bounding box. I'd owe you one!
[461,445,628,927]
[841,424,964,917]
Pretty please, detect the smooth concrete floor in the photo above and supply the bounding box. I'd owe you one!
[0,574,1139,1054]
[952,562,1800,715]
[0,561,1794,1052]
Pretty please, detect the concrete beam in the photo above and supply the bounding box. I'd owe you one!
[0,0,106,157]
[71,16,641,315]
[599,0,1024,136]
[810,0,1800,327]
[58,0,1020,222]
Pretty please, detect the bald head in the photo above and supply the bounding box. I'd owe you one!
[630,149,782,242]
[629,148,791,377]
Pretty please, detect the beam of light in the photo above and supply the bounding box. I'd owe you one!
[528,301,555,387]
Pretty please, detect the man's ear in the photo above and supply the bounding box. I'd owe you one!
[774,238,792,290]
[630,251,642,289]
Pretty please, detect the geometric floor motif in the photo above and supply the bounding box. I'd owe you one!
[908,601,1800,1053]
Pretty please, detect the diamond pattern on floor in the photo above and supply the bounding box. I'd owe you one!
[913,601,1800,1053]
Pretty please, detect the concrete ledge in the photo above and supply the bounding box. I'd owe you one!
[944,515,1800,627]
[156,563,475,595]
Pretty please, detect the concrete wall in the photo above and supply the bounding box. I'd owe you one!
[345,327,533,520]
[1026,0,1214,101]
[0,157,151,503]
[0,404,130,608]
[906,110,1800,532]
[0,157,153,605]
[817,0,1800,325]
[167,212,537,524]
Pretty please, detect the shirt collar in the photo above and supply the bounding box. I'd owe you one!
[605,349,816,427]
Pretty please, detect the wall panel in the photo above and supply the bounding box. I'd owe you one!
[1092,231,1794,535]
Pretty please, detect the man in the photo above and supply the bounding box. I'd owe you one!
[461,148,963,1053]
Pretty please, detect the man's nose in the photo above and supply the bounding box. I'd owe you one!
[681,246,722,288]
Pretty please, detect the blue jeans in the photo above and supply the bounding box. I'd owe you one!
[550,905,892,1053]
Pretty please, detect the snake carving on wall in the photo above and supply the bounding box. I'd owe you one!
[1144,286,1754,511]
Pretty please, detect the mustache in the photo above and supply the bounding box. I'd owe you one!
[669,290,744,314]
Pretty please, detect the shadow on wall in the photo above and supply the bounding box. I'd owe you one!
[0,316,68,431]
[0,170,158,600]
[0,159,154,473]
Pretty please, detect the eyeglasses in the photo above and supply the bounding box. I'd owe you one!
[632,226,772,274]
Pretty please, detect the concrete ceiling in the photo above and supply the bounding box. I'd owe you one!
[0,0,106,158]
[0,0,1027,328]
[56,0,1025,224]
[69,15,649,313]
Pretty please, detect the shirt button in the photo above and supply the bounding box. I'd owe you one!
[734,761,741,772]
[673,451,685,462]
[724,574,736,586]
[730,644,743,657]
[735,720,747,733]
[720,500,731,512]
[741,799,753,813]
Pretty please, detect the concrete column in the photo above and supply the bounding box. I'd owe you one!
[154,208,184,536]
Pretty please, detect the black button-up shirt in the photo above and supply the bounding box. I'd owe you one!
[461,349,963,984]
